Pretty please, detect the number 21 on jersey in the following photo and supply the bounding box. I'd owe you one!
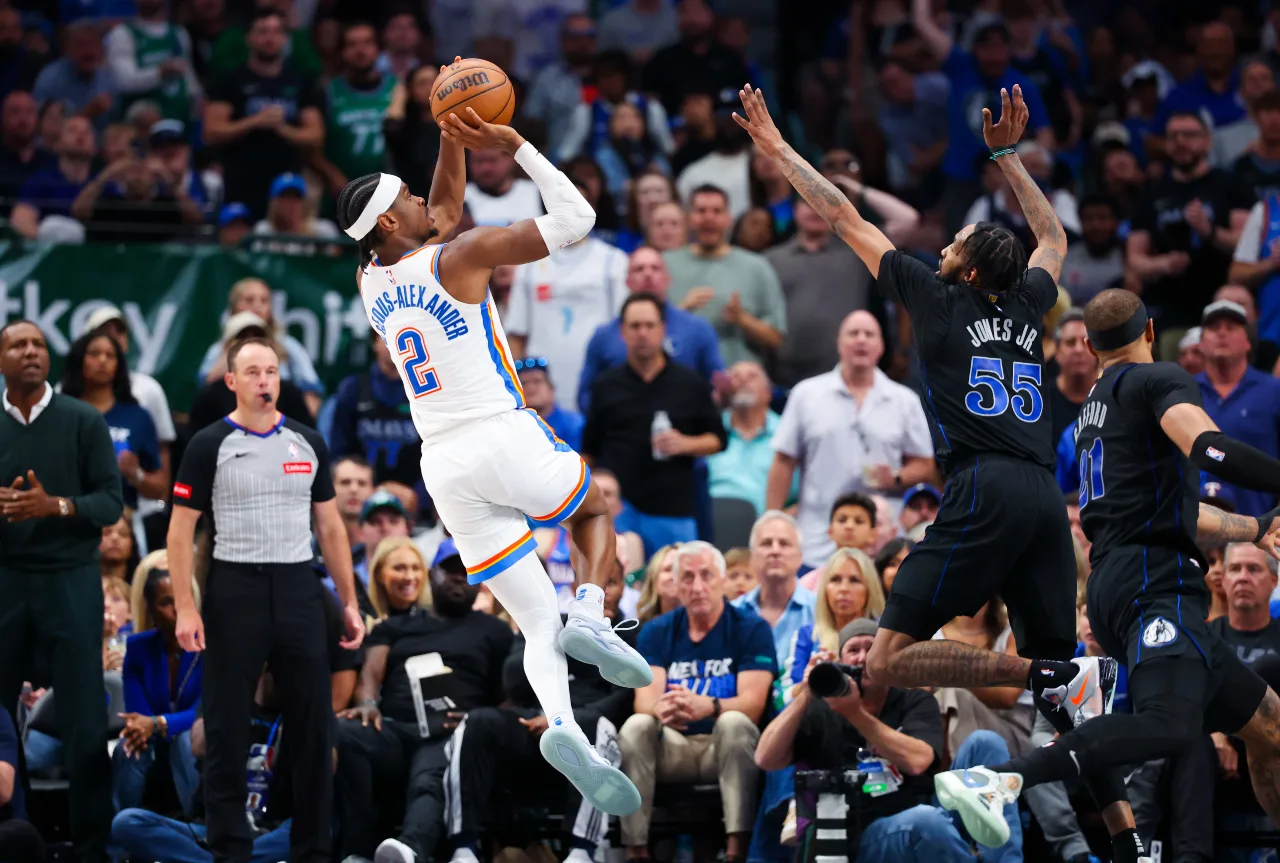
[396,327,442,398]
[1078,438,1105,508]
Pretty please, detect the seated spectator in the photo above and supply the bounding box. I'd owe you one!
[875,537,914,594]
[0,708,44,863]
[617,169,678,253]
[217,201,252,247]
[732,511,815,665]
[645,200,688,252]
[900,483,942,542]
[325,489,412,605]
[875,59,949,202]
[731,206,777,253]
[636,544,682,625]
[0,90,58,216]
[196,277,325,412]
[10,114,95,239]
[797,491,885,594]
[1060,194,1127,307]
[99,511,138,586]
[335,538,513,863]
[515,357,584,452]
[756,619,1022,862]
[148,119,220,218]
[36,98,63,151]
[331,454,375,551]
[708,361,788,517]
[71,151,204,242]
[594,467,646,581]
[722,547,755,600]
[445,564,634,863]
[252,172,340,247]
[187,320,315,432]
[1212,284,1280,374]
[784,548,885,702]
[113,564,201,815]
[59,331,168,514]
[33,21,114,129]
[102,574,131,645]
[933,602,1034,758]
[367,537,433,623]
[1205,542,1229,623]
[621,541,775,861]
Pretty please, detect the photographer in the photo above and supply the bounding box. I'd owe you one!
[755,619,1023,862]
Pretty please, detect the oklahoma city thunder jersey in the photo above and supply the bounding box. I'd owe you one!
[359,243,526,441]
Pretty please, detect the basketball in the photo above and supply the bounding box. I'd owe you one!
[430,58,516,126]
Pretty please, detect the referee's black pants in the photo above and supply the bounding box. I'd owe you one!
[202,561,332,863]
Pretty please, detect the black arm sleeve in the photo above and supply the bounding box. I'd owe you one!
[1191,431,1280,493]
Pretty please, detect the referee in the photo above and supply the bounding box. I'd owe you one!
[168,337,364,863]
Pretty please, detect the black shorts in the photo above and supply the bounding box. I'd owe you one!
[1087,544,1268,734]
[880,454,1077,659]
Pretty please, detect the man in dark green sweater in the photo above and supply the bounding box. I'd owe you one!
[0,320,123,863]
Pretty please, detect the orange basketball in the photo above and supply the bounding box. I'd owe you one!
[430,58,516,126]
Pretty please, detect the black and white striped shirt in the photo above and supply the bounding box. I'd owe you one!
[173,415,335,564]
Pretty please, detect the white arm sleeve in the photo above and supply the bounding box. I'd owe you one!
[1235,202,1265,263]
[513,142,595,252]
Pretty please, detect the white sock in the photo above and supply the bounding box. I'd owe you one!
[563,848,595,863]
[449,849,480,863]
[574,582,605,616]
[485,555,574,718]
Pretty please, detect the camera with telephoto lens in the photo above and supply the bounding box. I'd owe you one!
[808,662,863,698]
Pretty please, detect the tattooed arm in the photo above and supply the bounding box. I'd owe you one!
[734,85,895,278]
[1197,504,1263,545]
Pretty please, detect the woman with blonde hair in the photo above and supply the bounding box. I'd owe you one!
[367,537,433,624]
[782,548,883,700]
[636,544,682,624]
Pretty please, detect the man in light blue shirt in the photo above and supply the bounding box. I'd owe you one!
[709,361,794,515]
[732,510,815,667]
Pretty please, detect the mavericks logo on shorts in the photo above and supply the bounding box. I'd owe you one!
[283,462,313,474]
[1142,617,1178,649]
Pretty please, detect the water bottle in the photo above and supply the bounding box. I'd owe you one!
[651,410,672,461]
[674,835,695,863]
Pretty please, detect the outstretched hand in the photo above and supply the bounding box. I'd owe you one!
[733,83,784,159]
[438,107,525,155]
[982,86,1029,151]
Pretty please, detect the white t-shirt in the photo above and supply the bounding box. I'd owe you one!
[677,150,752,220]
[465,179,544,227]
[1234,200,1269,263]
[505,237,628,408]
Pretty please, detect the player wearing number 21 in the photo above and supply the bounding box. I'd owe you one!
[337,105,652,835]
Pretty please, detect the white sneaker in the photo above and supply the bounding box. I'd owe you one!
[1040,656,1119,726]
[559,606,653,688]
[934,766,1023,848]
[540,718,641,816]
[374,838,415,863]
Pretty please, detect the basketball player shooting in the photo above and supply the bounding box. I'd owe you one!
[338,106,647,819]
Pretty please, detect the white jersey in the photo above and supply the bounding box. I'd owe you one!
[360,243,526,442]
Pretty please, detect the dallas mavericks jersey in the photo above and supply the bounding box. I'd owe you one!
[359,243,527,441]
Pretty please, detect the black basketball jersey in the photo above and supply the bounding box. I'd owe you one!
[1074,361,1203,565]
[876,250,1057,474]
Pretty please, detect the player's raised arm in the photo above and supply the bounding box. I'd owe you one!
[983,86,1068,282]
[733,84,894,279]
[424,60,469,240]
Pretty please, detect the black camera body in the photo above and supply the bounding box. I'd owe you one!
[808,662,863,698]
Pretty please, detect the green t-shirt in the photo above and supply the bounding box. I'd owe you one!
[324,75,397,181]
[123,22,189,120]
[662,246,788,365]
[209,27,320,81]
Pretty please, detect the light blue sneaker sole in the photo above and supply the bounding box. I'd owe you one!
[559,626,654,688]
[540,725,641,816]
[935,771,1011,849]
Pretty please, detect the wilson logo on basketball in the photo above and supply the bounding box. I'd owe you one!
[283,462,313,474]
[435,72,492,100]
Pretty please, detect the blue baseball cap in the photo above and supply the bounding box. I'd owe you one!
[432,537,462,569]
[902,483,943,507]
[269,172,308,199]
[218,202,251,227]
[359,490,408,524]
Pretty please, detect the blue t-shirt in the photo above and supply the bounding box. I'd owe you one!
[1155,68,1247,132]
[1195,368,1280,517]
[18,165,88,218]
[941,48,1050,182]
[637,600,777,735]
[544,405,584,453]
[0,707,26,820]
[103,401,160,510]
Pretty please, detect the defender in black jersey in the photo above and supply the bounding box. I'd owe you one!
[934,289,1280,850]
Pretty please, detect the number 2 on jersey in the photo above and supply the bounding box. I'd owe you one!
[964,357,1044,422]
[1078,438,1105,508]
[395,327,442,398]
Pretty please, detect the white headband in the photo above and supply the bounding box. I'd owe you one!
[344,173,401,240]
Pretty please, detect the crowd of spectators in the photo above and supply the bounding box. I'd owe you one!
[5,0,1280,861]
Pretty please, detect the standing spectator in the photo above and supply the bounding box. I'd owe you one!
[516,357,583,452]
[184,0,228,83]
[1231,88,1280,204]
[1047,310,1097,446]
[676,119,752,220]
[204,9,323,219]
[328,333,422,495]
[1195,300,1280,516]
[332,455,374,550]
[670,90,718,178]
[10,114,95,239]
[1156,21,1247,132]
[578,246,722,412]
[32,21,115,130]
[557,51,674,168]
[597,0,678,63]
[524,13,596,160]
[911,0,1054,234]
[313,21,397,202]
[59,331,168,515]
[1127,111,1253,345]
[471,0,585,83]
[732,511,816,666]
[0,708,43,863]
[336,539,512,863]
[187,318,315,432]
[106,0,201,122]
[875,59,950,202]
[166,337,363,863]
[665,185,787,365]
[0,320,122,863]
[617,169,677,252]
[582,294,727,555]
[641,0,748,117]
[0,10,44,96]
[0,91,55,216]
[376,11,423,81]
[962,141,1080,241]
[506,233,629,409]
[207,0,320,82]
[765,197,879,388]
[1229,181,1280,356]
[383,64,441,199]
[767,311,935,566]
[708,361,789,518]
[1006,2,1075,151]
[1060,195,1126,307]
[620,541,774,862]
[463,146,543,227]
[1214,58,1276,171]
